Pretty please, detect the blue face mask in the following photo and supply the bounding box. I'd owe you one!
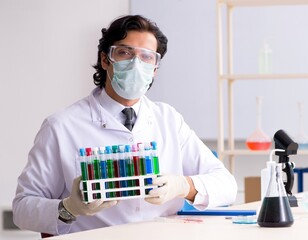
[109,57,155,100]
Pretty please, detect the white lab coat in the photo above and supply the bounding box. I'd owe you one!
[13,87,237,235]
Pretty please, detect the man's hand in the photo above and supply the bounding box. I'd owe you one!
[63,176,117,216]
[145,175,190,205]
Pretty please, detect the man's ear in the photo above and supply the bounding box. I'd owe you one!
[101,52,109,70]
[153,68,158,77]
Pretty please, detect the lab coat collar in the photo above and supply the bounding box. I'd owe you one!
[88,87,153,133]
[98,88,141,119]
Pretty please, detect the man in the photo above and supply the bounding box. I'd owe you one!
[13,15,237,236]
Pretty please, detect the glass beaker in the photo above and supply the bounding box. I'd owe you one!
[246,96,271,150]
[257,162,294,227]
[294,102,308,149]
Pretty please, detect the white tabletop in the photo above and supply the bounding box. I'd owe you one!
[48,200,308,240]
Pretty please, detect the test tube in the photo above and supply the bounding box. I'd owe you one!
[79,148,88,202]
[150,141,160,174]
[132,144,140,195]
[92,147,101,199]
[138,143,146,176]
[144,143,153,186]
[86,147,96,199]
[125,144,136,196]
[112,145,121,197]
[99,146,108,199]
[118,145,128,197]
[105,146,116,198]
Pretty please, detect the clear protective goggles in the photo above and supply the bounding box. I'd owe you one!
[108,45,161,67]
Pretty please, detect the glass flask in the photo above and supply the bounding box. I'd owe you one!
[294,102,308,149]
[246,96,271,150]
[257,162,294,227]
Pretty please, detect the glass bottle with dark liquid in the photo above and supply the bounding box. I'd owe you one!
[257,163,294,227]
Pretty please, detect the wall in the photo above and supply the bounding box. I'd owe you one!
[131,0,308,141]
[0,0,129,237]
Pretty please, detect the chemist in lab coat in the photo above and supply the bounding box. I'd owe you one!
[13,15,237,236]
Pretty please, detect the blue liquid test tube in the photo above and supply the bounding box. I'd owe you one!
[144,143,153,192]
[99,146,108,199]
[145,143,153,176]
[99,146,107,179]
[118,145,128,196]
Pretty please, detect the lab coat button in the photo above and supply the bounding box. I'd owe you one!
[129,137,134,142]
[102,123,106,128]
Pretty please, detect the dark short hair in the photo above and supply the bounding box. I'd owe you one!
[92,15,168,88]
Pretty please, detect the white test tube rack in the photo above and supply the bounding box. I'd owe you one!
[82,174,158,202]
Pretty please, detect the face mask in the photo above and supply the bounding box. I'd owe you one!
[109,57,155,100]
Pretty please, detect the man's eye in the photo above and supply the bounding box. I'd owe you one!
[117,50,131,56]
[142,53,155,61]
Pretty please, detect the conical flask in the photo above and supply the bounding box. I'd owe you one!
[246,96,271,150]
[257,162,294,227]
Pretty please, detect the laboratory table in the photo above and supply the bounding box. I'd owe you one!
[47,200,308,240]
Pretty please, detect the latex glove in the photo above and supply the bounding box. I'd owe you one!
[145,175,190,205]
[63,176,117,217]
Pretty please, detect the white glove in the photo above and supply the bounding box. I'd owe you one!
[63,176,117,217]
[145,175,190,205]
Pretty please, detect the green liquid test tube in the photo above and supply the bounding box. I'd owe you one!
[151,141,160,174]
[105,146,116,198]
[138,143,146,175]
[92,148,101,199]
[79,148,88,202]
[125,145,135,196]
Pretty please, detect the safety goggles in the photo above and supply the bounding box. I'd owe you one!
[108,45,161,67]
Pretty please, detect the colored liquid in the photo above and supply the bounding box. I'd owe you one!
[100,160,107,179]
[80,161,88,201]
[126,158,135,196]
[145,156,153,174]
[106,159,116,198]
[133,156,140,195]
[257,196,293,227]
[100,160,108,199]
[87,163,94,180]
[93,159,101,198]
[119,159,128,196]
[139,157,146,175]
[145,156,153,185]
[80,143,161,200]
[80,162,88,188]
[113,160,121,197]
[246,141,271,150]
[153,156,160,174]
[87,162,97,199]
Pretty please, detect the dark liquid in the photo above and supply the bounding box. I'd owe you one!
[257,196,294,227]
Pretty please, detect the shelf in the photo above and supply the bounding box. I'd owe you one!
[218,0,308,7]
[219,73,308,81]
[216,0,308,174]
[221,149,308,156]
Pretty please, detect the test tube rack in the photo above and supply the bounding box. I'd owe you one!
[81,174,158,202]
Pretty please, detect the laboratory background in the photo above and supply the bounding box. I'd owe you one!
[1,0,308,239]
